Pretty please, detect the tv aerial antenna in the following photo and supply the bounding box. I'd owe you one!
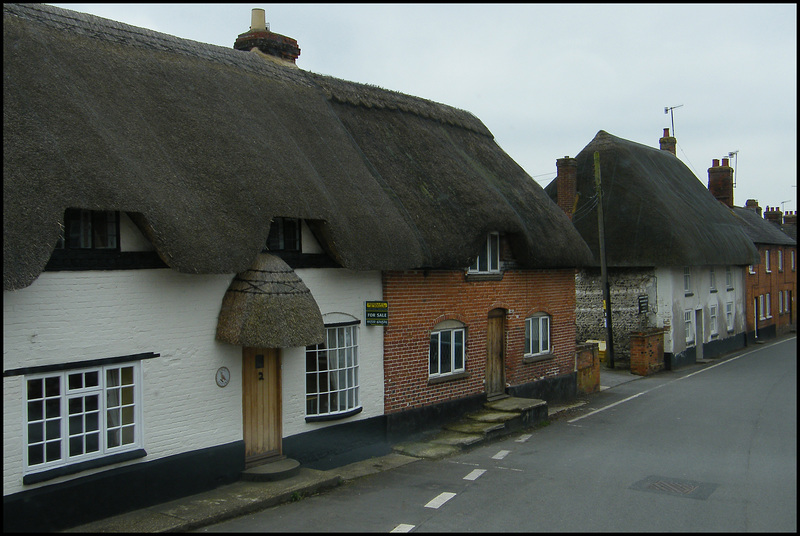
[664,104,683,136]
[727,150,739,187]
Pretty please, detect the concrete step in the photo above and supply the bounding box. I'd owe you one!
[241,458,301,482]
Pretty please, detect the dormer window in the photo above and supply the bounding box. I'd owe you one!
[56,209,118,251]
[468,232,500,274]
[265,217,301,252]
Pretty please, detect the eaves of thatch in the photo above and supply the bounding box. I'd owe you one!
[545,131,760,268]
[730,207,796,247]
[3,3,592,292]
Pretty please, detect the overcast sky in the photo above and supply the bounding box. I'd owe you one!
[51,3,797,213]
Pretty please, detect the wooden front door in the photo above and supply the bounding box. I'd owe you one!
[242,347,282,465]
[486,309,506,399]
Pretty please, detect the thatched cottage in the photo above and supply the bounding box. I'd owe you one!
[3,4,592,530]
[546,129,760,370]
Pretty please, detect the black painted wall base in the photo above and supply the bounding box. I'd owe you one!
[3,441,244,533]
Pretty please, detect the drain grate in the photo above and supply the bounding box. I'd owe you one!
[631,475,718,500]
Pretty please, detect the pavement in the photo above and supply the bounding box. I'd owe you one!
[63,365,643,533]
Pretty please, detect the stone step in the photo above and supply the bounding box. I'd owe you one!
[240,457,301,482]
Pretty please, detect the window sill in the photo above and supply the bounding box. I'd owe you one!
[428,371,469,385]
[305,406,362,423]
[23,448,146,485]
[710,289,717,293]
[465,272,503,282]
[523,353,553,364]
[684,292,694,297]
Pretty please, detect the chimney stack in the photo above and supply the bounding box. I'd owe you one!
[659,128,676,155]
[745,199,762,217]
[556,156,578,220]
[783,210,797,225]
[234,8,300,63]
[707,158,734,207]
[764,205,783,225]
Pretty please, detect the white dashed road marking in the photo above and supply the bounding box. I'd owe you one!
[515,433,532,443]
[492,449,510,460]
[425,492,457,509]
[391,523,415,532]
[463,469,486,481]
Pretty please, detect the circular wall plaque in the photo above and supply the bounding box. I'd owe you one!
[215,366,231,388]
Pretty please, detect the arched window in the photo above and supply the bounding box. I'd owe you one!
[429,320,466,377]
[524,314,551,356]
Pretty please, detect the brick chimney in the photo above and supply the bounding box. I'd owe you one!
[707,158,734,207]
[556,156,578,219]
[659,128,676,156]
[784,210,797,225]
[745,199,762,217]
[764,205,783,225]
[234,8,300,63]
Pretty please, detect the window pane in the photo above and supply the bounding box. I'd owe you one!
[524,319,532,354]
[28,445,44,466]
[45,440,61,462]
[429,334,439,375]
[489,233,499,271]
[28,423,43,443]
[28,401,43,421]
[45,377,60,397]
[454,330,464,371]
[27,378,43,400]
[441,331,452,374]
[541,317,550,352]
[531,319,540,354]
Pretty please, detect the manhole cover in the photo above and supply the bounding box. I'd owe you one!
[630,475,718,500]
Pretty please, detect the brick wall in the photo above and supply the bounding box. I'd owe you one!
[746,244,797,337]
[382,268,577,414]
[629,328,666,376]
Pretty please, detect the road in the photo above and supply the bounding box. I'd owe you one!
[199,336,797,532]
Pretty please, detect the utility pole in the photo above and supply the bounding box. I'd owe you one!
[594,151,615,368]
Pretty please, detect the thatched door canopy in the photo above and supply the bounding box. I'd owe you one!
[216,254,324,348]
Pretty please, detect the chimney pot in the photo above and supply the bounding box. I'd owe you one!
[659,128,676,155]
[251,8,267,31]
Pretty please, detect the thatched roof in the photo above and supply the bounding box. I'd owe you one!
[4,3,592,293]
[730,207,796,246]
[544,131,760,268]
[216,254,324,348]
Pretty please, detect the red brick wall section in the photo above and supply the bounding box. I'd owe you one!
[629,328,665,376]
[382,269,577,413]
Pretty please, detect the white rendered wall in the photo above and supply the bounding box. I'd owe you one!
[3,269,242,496]
[282,268,385,438]
[654,265,747,356]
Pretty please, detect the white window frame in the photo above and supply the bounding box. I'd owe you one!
[306,323,361,418]
[748,264,755,275]
[725,266,733,289]
[778,291,784,314]
[709,267,716,291]
[429,324,466,378]
[778,249,784,272]
[765,249,771,273]
[759,295,765,320]
[792,250,796,271]
[524,314,551,357]
[725,301,734,331]
[468,232,500,274]
[684,310,694,344]
[683,267,692,294]
[710,304,718,336]
[765,293,772,318]
[23,362,142,476]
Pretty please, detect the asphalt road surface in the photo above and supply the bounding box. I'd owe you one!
[200,335,797,532]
